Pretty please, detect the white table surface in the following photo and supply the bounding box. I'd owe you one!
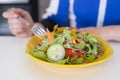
[0,36,120,80]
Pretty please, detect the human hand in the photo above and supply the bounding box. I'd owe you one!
[79,27,109,40]
[79,26,120,41]
[2,8,34,38]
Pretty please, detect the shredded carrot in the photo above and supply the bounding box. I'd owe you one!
[46,28,54,44]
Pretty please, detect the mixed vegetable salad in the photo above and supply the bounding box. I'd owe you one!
[29,26,104,65]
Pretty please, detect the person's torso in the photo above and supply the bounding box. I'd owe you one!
[44,0,120,28]
[71,0,120,28]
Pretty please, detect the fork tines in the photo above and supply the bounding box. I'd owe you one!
[31,23,47,39]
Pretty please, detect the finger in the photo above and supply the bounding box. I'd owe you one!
[9,23,25,34]
[9,23,32,38]
[79,27,92,31]
[78,28,87,32]
[15,31,29,38]
[80,28,100,34]
[10,29,29,38]
[8,18,22,24]
[2,11,19,19]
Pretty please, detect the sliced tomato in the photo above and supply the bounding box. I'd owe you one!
[65,48,74,57]
[75,50,86,55]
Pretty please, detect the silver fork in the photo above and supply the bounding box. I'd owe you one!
[8,9,47,38]
[18,16,47,39]
[31,23,47,39]
[17,16,47,39]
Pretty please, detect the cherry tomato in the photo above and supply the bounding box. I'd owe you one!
[65,48,74,57]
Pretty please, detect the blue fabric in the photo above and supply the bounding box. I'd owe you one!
[104,0,120,26]
[74,0,100,28]
[47,0,120,28]
[48,0,69,26]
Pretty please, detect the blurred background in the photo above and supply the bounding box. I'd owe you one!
[0,0,49,36]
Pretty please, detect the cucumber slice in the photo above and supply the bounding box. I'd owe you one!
[47,44,65,61]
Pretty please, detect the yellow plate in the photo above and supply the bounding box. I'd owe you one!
[26,34,113,68]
